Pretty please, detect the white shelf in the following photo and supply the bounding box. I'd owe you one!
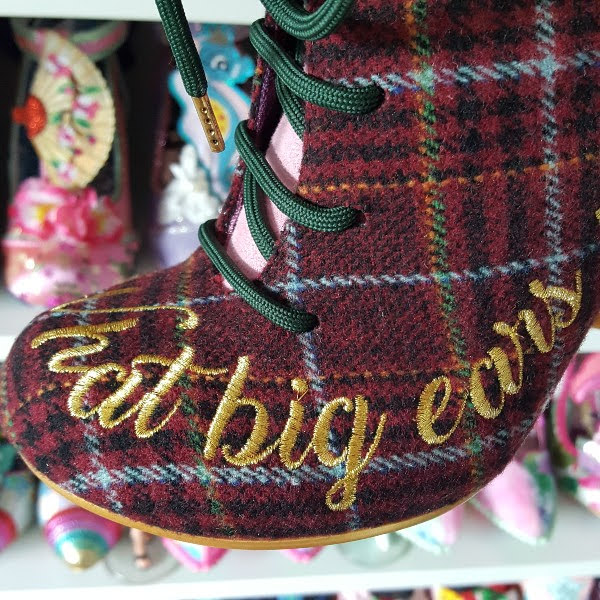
[1,498,600,599]
[0,289,42,363]
[580,328,600,354]
[0,0,264,24]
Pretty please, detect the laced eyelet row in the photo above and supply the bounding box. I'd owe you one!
[158,0,383,332]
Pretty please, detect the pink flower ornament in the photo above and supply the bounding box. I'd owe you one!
[10,177,122,245]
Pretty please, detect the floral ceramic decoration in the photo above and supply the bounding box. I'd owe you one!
[5,23,135,307]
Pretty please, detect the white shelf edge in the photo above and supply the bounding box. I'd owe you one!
[2,498,600,599]
[579,328,600,354]
[0,294,41,363]
[0,0,264,24]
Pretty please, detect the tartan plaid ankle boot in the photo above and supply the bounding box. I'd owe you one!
[2,0,600,548]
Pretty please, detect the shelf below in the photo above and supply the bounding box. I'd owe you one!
[0,289,43,363]
[0,0,264,24]
[2,498,600,599]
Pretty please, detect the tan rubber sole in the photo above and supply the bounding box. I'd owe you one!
[25,458,469,550]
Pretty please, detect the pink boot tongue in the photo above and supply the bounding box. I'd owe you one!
[224,115,302,281]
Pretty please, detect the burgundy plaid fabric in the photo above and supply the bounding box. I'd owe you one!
[2,0,600,544]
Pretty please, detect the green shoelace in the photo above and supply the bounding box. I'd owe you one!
[157,0,383,333]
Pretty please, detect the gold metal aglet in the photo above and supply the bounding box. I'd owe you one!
[192,94,225,153]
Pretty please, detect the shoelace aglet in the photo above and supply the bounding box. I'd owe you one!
[193,94,225,153]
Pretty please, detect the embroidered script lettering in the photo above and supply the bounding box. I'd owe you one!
[31,291,387,511]
[31,290,227,438]
[30,250,590,507]
[205,356,387,511]
[416,270,583,445]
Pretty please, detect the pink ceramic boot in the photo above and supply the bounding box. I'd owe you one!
[161,538,228,571]
[549,354,600,516]
[470,416,557,545]
[4,19,136,307]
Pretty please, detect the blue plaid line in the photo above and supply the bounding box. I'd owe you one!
[61,418,533,495]
[41,293,236,322]
[339,50,600,93]
[536,0,567,406]
[76,297,123,514]
[272,242,600,294]
[284,224,326,400]
[284,223,302,305]
[37,242,599,327]
[537,0,562,285]
[283,223,358,526]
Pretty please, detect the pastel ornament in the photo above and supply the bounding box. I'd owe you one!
[0,470,35,551]
[130,528,153,569]
[37,483,122,570]
[4,177,130,307]
[280,547,324,563]
[399,505,464,554]
[161,538,228,572]
[155,144,222,266]
[549,355,600,516]
[0,443,17,485]
[5,24,135,307]
[156,24,253,267]
[11,32,115,189]
[470,416,556,545]
[521,577,594,600]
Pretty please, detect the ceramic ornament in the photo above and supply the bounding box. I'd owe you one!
[130,528,153,569]
[12,31,115,190]
[37,483,123,570]
[170,24,254,199]
[550,356,600,517]
[0,442,17,485]
[156,144,222,266]
[338,534,411,567]
[0,470,35,551]
[471,416,557,545]
[161,538,228,571]
[521,577,594,600]
[155,23,254,267]
[399,505,464,554]
[280,547,324,563]
[5,20,136,308]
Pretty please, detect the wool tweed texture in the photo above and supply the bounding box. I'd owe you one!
[2,0,600,544]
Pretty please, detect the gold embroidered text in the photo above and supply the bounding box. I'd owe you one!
[32,290,387,511]
[417,270,583,444]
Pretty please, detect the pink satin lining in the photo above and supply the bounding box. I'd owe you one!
[224,116,302,283]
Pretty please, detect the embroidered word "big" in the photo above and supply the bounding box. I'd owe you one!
[30,263,588,509]
[31,291,386,511]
